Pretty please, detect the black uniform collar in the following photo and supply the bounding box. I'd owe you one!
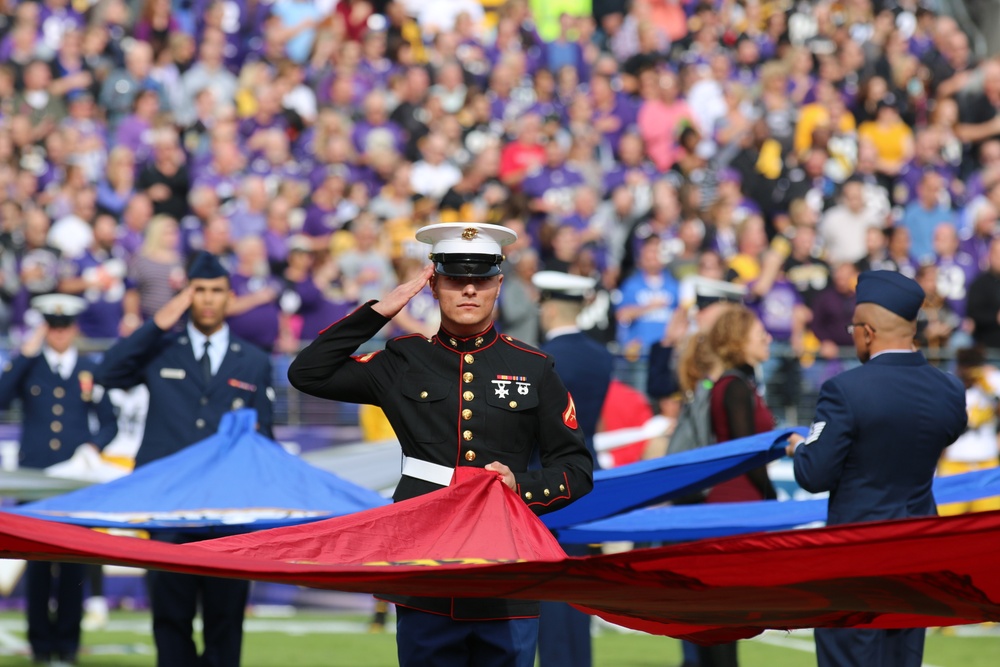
[435,323,499,353]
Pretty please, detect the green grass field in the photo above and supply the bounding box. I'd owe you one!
[0,611,997,666]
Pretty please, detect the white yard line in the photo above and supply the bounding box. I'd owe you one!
[0,617,375,636]
[0,624,28,652]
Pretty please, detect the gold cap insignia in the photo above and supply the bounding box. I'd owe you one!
[462,227,478,240]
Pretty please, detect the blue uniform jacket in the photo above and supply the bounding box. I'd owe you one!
[541,331,613,466]
[793,351,966,525]
[0,352,117,469]
[95,320,274,467]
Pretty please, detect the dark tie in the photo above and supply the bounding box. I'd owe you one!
[200,340,212,383]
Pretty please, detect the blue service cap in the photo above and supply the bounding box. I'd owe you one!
[855,270,924,321]
[187,251,229,281]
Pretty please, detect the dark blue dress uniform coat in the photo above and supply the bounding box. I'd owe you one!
[537,330,612,667]
[95,320,273,667]
[0,350,116,662]
[541,331,613,466]
[0,352,117,468]
[793,351,966,667]
[95,320,274,467]
[288,302,594,620]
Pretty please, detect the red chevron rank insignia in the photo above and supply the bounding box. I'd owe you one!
[563,394,578,429]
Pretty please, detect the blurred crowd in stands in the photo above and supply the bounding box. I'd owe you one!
[1,0,1000,403]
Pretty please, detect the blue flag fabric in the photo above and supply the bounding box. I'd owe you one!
[542,428,804,530]
[11,410,389,533]
[558,466,1000,543]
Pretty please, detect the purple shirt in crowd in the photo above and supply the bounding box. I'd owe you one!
[809,286,855,346]
[66,248,128,339]
[603,162,659,196]
[351,120,406,155]
[293,278,357,342]
[935,251,980,318]
[747,278,802,343]
[226,272,282,351]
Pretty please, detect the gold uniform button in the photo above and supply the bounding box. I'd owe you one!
[49,439,60,450]
[463,372,473,383]
[51,421,62,433]
[463,391,474,401]
[52,404,64,416]
[509,401,517,409]
[462,409,472,420]
[559,484,566,492]
[465,450,476,462]
[544,489,551,497]
[31,386,41,396]
[464,354,474,364]
[525,492,533,500]
[463,430,473,441]
[196,419,206,428]
[54,387,65,398]
[420,391,428,399]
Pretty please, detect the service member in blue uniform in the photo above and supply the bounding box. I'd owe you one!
[95,252,273,667]
[786,270,967,667]
[288,223,594,667]
[0,294,118,666]
[530,270,613,667]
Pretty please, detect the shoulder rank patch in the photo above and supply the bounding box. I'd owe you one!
[352,351,381,363]
[804,421,826,445]
[563,394,578,429]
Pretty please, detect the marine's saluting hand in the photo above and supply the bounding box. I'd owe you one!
[372,264,434,320]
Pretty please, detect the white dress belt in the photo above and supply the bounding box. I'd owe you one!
[401,456,455,486]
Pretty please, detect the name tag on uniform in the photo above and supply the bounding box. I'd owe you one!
[160,368,186,380]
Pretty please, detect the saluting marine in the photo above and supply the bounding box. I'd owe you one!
[288,222,594,667]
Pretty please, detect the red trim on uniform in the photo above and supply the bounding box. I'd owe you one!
[350,351,381,363]
[525,472,572,509]
[318,301,379,335]
[392,333,426,342]
[433,334,500,354]
[455,355,465,469]
[499,336,547,358]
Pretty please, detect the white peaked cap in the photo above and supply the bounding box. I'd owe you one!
[532,271,596,300]
[415,223,518,256]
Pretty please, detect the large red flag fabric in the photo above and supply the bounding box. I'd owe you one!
[3,469,1000,644]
